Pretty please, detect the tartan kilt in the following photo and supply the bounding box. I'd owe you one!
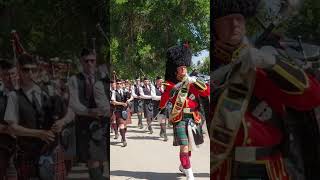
[75,116,107,162]
[128,101,134,113]
[0,149,10,179]
[110,105,116,123]
[153,100,160,118]
[38,145,66,180]
[111,111,116,123]
[61,121,76,159]
[134,99,143,113]
[173,120,189,146]
[143,100,153,119]
[126,108,132,124]
[53,145,67,180]
[15,150,39,179]
[173,117,203,146]
[114,111,127,125]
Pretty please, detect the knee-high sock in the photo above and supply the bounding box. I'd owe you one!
[160,123,166,134]
[99,164,104,174]
[120,129,126,141]
[111,123,116,130]
[137,114,143,125]
[114,125,119,135]
[112,123,118,134]
[147,118,152,130]
[88,167,104,180]
[180,152,191,169]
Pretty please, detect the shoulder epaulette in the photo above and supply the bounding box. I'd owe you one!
[194,78,207,91]
[266,58,308,94]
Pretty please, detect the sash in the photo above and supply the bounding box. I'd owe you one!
[210,65,256,172]
[169,81,190,123]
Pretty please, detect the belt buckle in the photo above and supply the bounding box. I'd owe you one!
[235,147,256,162]
[183,108,191,113]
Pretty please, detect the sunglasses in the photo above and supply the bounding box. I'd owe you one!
[21,67,38,73]
[84,59,96,64]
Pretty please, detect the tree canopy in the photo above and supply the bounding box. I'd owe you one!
[110,0,210,79]
[0,0,108,65]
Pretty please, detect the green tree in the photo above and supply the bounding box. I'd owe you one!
[110,0,210,79]
[194,56,209,75]
[285,0,320,43]
[0,0,108,65]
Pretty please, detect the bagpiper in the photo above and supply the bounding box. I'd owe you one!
[110,80,116,135]
[68,48,106,179]
[123,79,133,125]
[211,0,320,179]
[131,77,144,129]
[0,59,17,180]
[111,79,132,147]
[159,43,210,180]
[152,76,168,141]
[139,77,154,134]
[4,54,69,179]
[93,70,110,177]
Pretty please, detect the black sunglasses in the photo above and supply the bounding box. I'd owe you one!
[84,59,96,64]
[21,67,38,72]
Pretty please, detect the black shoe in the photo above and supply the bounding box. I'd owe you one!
[148,126,153,134]
[122,141,127,147]
[114,134,119,139]
[160,131,164,138]
[164,134,168,142]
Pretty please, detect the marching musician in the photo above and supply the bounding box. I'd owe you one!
[4,54,70,179]
[0,60,17,179]
[93,70,110,177]
[110,80,117,136]
[152,76,168,141]
[123,80,133,124]
[139,77,155,134]
[159,44,210,180]
[111,79,132,147]
[68,48,106,179]
[131,77,144,129]
[211,0,320,179]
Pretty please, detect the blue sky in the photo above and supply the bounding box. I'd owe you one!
[192,49,209,66]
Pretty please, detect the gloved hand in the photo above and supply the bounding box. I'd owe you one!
[237,46,276,74]
[230,37,276,73]
[186,75,197,83]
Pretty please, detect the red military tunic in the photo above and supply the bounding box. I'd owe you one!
[159,80,210,124]
[212,68,320,180]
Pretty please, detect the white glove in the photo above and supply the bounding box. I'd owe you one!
[186,75,197,83]
[237,46,276,74]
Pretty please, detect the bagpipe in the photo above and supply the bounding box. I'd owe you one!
[153,76,190,123]
[11,30,68,155]
[253,0,320,70]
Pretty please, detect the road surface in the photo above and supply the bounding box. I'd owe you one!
[110,114,210,180]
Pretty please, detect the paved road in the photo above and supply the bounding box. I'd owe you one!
[66,162,109,180]
[110,114,210,180]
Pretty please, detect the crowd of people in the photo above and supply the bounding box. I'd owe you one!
[109,76,170,148]
[0,47,108,180]
[110,44,211,180]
